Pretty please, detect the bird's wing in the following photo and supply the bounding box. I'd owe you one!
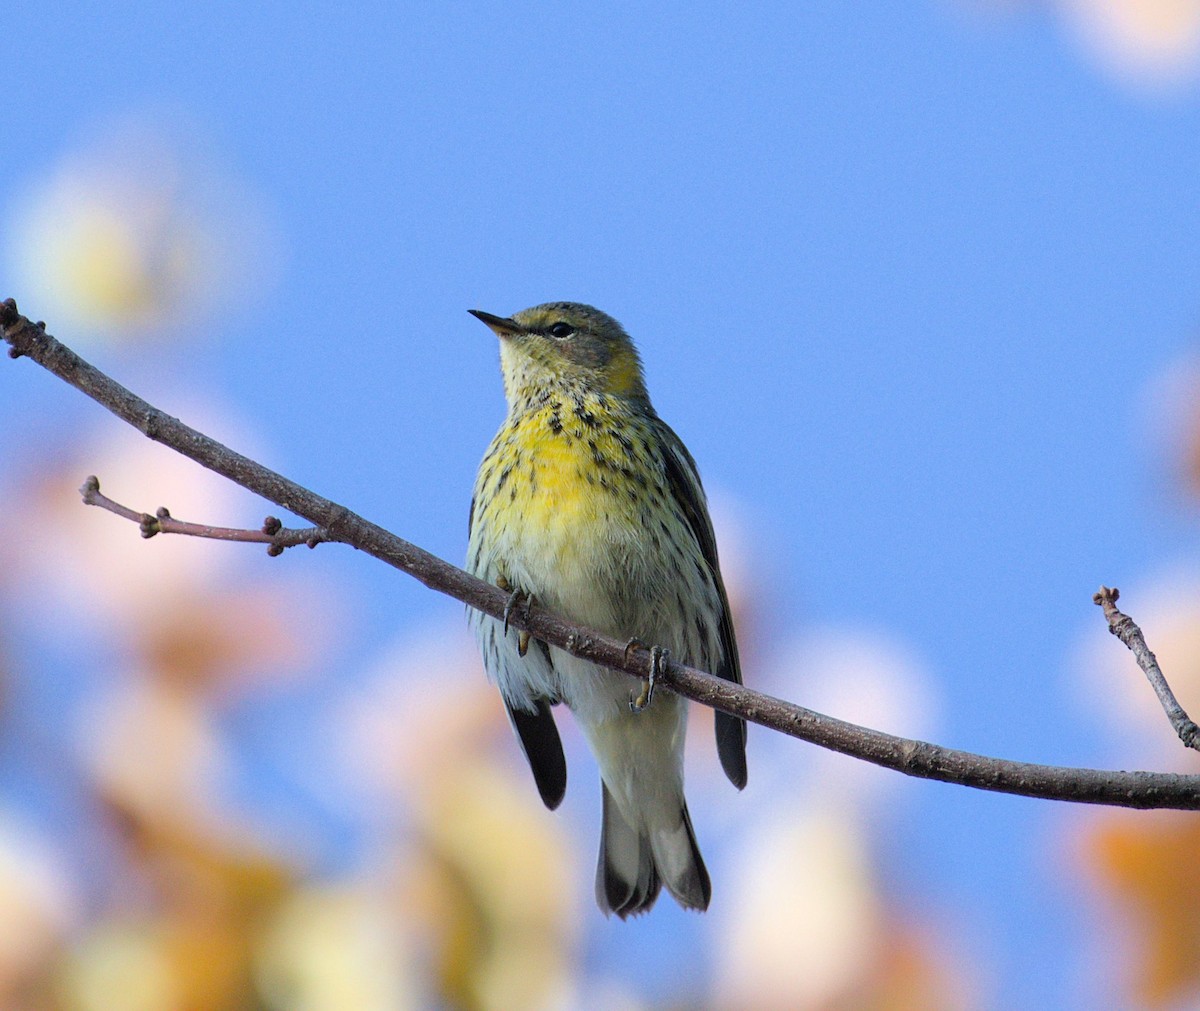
[469,497,568,809]
[659,422,748,789]
[506,692,567,810]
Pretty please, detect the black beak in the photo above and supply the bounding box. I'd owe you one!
[468,309,523,337]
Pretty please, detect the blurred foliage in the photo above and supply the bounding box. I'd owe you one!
[1084,813,1200,1007]
[7,11,1200,1003]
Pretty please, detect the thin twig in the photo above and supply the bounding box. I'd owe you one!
[80,475,331,555]
[4,298,1200,810]
[1094,585,1200,751]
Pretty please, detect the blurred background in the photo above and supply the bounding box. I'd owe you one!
[2,2,1200,1008]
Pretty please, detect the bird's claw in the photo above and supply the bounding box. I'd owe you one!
[629,645,668,713]
[500,582,521,637]
[623,636,645,666]
[498,576,534,654]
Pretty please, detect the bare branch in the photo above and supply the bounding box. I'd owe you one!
[80,475,331,555]
[1094,585,1200,751]
[5,298,1200,810]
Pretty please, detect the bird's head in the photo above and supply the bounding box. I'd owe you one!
[470,302,648,404]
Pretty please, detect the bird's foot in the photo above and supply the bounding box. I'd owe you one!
[497,575,534,656]
[623,636,645,666]
[629,644,669,713]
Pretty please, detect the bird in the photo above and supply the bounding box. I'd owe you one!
[466,301,746,917]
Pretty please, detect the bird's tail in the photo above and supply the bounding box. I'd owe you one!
[595,783,710,918]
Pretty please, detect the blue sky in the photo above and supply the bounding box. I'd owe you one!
[4,3,1200,1006]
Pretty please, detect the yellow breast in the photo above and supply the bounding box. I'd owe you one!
[473,395,651,584]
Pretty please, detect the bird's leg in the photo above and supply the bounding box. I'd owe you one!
[623,636,645,666]
[629,644,669,713]
[516,593,535,657]
[496,574,534,655]
[624,636,648,710]
[496,574,520,635]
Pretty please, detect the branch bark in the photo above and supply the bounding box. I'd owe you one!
[4,298,1199,810]
[1094,585,1200,751]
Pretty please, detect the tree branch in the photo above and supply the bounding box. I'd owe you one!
[1094,585,1200,751]
[80,475,329,554]
[5,298,1199,810]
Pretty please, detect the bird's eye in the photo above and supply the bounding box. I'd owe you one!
[548,322,575,339]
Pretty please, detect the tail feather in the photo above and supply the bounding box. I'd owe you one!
[664,804,711,909]
[596,785,661,917]
[595,783,710,918]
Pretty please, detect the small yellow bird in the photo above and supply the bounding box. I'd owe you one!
[467,302,746,917]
